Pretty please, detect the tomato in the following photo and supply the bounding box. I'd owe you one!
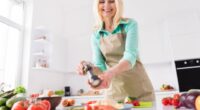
[93,105,99,110]
[132,100,140,106]
[87,101,96,105]
[168,97,173,105]
[84,104,92,110]
[173,94,180,100]
[12,100,29,110]
[172,99,179,107]
[98,105,116,110]
[162,98,169,106]
[30,94,39,98]
[27,103,46,110]
[40,100,51,110]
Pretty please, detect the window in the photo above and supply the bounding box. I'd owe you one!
[0,0,24,88]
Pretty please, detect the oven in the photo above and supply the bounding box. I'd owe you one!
[175,58,200,92]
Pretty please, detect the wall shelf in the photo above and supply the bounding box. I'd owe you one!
[155,90,179,95]
[33,38,50,44]
[31,67,67,74]
[143,60,173,65]
[32,27,51,69]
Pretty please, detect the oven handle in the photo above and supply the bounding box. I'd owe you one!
[177,65,200,70]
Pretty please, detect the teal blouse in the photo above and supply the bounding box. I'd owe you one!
[91,18,138,71]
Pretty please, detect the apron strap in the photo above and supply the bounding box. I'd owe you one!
[120,24,125,35]
[120,24,126,41]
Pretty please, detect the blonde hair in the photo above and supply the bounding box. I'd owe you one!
[93,0,124,29]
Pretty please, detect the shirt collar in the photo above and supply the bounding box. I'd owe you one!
[98,18,129,33]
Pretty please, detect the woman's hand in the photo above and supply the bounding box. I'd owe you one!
[89,71,115,90]
[76,60,87,75]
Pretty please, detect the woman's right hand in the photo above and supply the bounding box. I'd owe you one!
[76,60,87,75]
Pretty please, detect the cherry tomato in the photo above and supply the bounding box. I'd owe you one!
[132,100,140,106]
[162,98,169,106]
[173,94,180,100]
[172,99,179,107]
[168,97,173,105]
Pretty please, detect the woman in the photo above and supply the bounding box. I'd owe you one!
[77,0,155,102]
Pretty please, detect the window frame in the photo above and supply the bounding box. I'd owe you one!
[0,0,25,87]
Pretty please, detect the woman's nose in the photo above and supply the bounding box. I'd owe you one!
[103,1,111,9]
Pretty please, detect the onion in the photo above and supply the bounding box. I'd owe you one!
[176,92,187,109]
[185,91,200,109]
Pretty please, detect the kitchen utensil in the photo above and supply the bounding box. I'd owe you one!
[82,62,102,88]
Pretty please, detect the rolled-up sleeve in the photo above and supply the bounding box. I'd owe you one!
[91,33,107,71]
[121,20,138,67]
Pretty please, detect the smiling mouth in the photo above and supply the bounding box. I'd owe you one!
[103,9,113,13]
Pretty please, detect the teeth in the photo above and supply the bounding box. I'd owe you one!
[103,9,112,11]
[103,10,112,12]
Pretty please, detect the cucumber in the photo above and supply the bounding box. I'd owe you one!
[55,90,64,96]
[0,106,9,110]
[0,90,14,98]
[0,98,7,106]
[1,92,16,99]
[6,96,26,108]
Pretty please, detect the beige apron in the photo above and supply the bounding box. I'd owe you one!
[99,25,155,102]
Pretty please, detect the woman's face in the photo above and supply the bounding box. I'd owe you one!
[98,0,117,20]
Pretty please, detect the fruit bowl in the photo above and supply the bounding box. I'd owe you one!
[37,96,62,110]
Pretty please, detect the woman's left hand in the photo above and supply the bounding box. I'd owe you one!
[90,71,114,90]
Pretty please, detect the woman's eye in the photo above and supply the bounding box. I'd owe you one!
[109,0,115,3]
[99,0,105,3]
[99,0,114,4]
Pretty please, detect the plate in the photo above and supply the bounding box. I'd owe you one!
[57,104,133,110]
[57,105,84,110]
[119,104,133,110]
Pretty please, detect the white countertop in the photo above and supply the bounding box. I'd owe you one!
[57,92,193,110]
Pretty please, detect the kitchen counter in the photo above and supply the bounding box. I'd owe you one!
[57,91,193,110]
[56,95,172,110]
[57,98,191,110]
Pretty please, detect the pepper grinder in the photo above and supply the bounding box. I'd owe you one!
[83,62,102,88]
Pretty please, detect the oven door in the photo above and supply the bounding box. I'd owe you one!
[177,66,200,92]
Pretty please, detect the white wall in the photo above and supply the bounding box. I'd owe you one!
[26,0,200,94]
[25,0,69,93]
